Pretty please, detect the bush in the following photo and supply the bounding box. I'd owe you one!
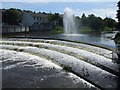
[114,33,120,45]
[63,66,72,72]
[80,26,92,33]
[103,27,114,31]
[52,26,64,34]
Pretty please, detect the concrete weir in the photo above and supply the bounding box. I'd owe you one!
[1,38,119,89]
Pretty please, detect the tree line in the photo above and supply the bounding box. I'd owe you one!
[79,13,117,31]
[2,1,120,32]
[117,1,120,29]
[2,8,22,25]
[114,1,120,44]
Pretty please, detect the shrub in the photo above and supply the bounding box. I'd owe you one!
[63,66,72,72]
[52,26,64,34]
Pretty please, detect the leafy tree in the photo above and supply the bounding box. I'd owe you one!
[80,14,116,31]
[48,13,63,26]
[42,12,47,15]
[97,17,104,30]
[2,8,22,25]
[81,13,88,26]
[52,26,63,34]
[87,14,103,31]
[48,13,59,21]
[103,17,116,30]
[117,1,120,28]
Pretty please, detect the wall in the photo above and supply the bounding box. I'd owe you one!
[2,25,29,33]
[22,12,34,26]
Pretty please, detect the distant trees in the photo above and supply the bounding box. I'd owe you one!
[81,13,88,26]
[80,13,117,31]
[2,8,22,25]
[87,14,103,31]
[48,13,59,21]
[81,14,103,31]
[48,13,63,26]
[103,17,116,30]
[2,8,117,31]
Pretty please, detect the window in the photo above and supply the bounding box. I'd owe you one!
[37,17,39,20]
[39,17,41,20]
[34,17,35,20]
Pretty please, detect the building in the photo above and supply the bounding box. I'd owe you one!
[22,11,48,26]
[21,11,51,31]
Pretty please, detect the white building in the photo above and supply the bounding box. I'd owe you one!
[22,11,48,27]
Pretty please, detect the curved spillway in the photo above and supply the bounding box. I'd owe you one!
[1,38,119,89]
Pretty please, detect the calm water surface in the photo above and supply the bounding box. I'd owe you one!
[15,32,116,49]
[49,33,116,49]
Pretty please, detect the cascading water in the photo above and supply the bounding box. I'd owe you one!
[63,7,77,34]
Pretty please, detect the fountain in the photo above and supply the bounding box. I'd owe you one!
[63,7,78,34]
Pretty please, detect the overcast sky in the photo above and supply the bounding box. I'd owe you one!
[1,1,118,21]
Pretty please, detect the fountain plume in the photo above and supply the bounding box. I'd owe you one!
[63,7,77,34]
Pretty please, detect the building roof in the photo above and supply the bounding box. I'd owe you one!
[31,13,47,18]
[22,11,48,18]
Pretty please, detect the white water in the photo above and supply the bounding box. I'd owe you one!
[63,7,77,34]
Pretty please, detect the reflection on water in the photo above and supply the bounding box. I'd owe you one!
[13,31,116,49]
[49,33,116,49]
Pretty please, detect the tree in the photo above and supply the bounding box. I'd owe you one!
[48,13,59,21]
[87,14,103,31]
[81,13,88,26]
[117,1,120,28]
[2,8,22,25]
[47,13,63,26]
[103,17,116,30]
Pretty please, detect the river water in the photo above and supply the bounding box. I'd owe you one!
[18,31,116,49]
[49,33,116,49]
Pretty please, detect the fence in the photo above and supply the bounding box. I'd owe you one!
[30,24,52,31]
[2,25,29,33]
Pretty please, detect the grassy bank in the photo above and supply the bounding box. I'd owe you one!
[52,26,64,34]
[79,26,92,33]
[114,32,120,45]
[80,26,115,33]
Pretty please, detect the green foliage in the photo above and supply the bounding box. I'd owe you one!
[2,8,22,25]
[103,27,113,31]
[114,33,120,45]
[52,26,63,34]
[80,13,116,31]
[47,13,63,26]
[80,26,92,33]
[63,66,72,72]
[103,17,116,30]
[117,1,120,28]
[88,15,103,31]
[48,13,59,21]
[2,8,117,32]
[81,13,88,26]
